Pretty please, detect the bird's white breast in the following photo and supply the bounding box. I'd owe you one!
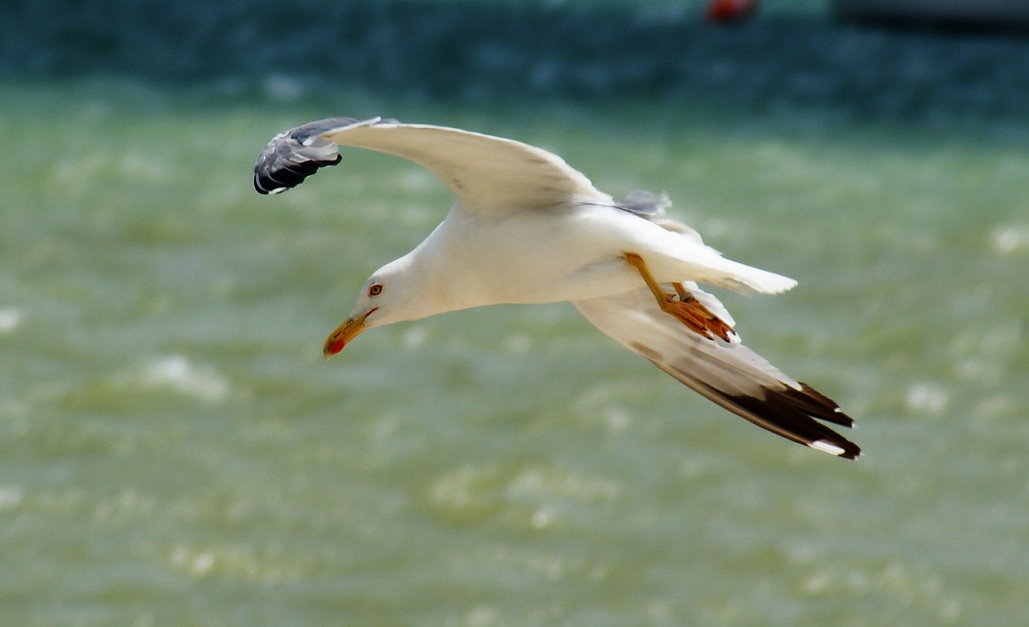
[423,203,663,309]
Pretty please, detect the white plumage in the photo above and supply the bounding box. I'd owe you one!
[254,117,860,459]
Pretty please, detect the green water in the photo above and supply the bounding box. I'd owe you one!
[2,4,1029,624]
[3,78,1026,626]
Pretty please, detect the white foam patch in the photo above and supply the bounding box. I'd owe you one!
[906,382,949,415]
[402,326,428,348]
[991,224,1029,255]
[0,308,22,334]
[396,167,437,192]
[139,355,230,403]
[0,486,24,509]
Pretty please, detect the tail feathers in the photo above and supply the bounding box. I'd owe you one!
[727,260,798,294]
[699,256,797,295]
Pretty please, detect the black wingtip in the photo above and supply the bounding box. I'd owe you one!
[253,149,341,195]
[795,383,855,428]
[720,381,862,460]
[253,117,371,195]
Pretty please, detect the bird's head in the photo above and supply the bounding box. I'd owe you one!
[322,258,433,357]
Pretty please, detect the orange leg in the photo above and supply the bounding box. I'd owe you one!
[624,253,736,342]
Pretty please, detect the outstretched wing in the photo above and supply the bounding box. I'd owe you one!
[572,286,860,459]
[254,117,609,213]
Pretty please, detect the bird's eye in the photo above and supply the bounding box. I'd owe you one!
[368,283,383,297]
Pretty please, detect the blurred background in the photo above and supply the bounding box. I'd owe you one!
[1,0,1027,625]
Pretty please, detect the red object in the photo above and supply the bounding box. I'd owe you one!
[706,0,757,23]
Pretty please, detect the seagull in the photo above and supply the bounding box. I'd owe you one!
[254,117,860,460]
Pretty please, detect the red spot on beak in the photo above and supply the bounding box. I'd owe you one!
[323,308,377,359]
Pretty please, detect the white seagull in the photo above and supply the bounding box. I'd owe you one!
[254,117,860,460]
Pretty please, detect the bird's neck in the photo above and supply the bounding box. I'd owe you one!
[400,217,492,316]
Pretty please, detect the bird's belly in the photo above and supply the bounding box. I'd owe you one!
[452,209,644,305]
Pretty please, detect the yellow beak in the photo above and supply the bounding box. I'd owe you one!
[323,308,376,358]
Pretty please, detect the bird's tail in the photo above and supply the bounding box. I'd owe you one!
[717,258,798,294]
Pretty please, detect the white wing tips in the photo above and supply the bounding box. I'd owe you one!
[811,439,857,458]
[253,117,386,195]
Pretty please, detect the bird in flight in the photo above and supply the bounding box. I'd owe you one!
[254,117,860,459]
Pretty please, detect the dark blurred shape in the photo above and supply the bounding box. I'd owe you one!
[706,0,757,24]
[833,0,1029,29]
[2,0,1028,130]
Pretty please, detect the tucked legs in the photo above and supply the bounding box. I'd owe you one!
[623,252,735,342]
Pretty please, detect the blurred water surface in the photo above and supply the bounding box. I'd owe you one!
[1,2,1028,625]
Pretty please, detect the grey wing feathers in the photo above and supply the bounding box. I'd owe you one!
[572,287,860,459]
[616,190,706,243]
[254,117,386,194]
[617,190,672,219]
[254,116,608,212]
